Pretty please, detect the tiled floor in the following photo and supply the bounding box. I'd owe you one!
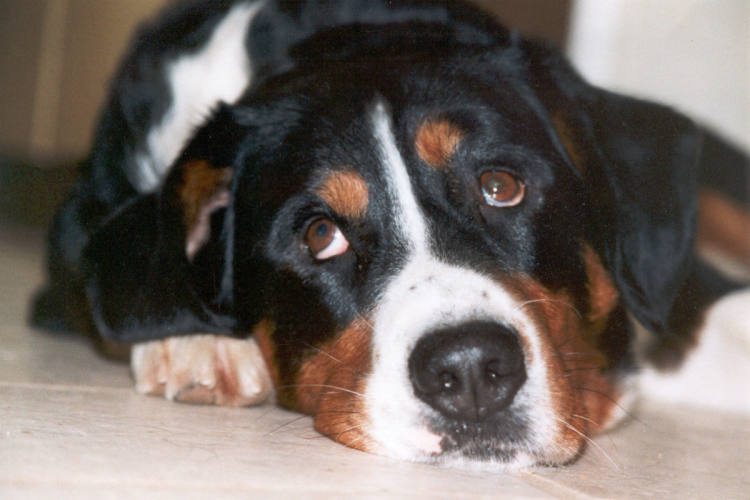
[2,222,749,499]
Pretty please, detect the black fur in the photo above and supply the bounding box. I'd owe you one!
[32,0,745,382]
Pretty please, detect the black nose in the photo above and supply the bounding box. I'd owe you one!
[408,321,526,422]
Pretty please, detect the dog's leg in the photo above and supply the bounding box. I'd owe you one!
[131,335,272,407]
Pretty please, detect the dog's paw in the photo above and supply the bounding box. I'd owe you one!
[131,335,272,406]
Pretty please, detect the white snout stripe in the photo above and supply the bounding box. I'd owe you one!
[364,101,556,466]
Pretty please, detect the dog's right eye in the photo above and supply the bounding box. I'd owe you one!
[480,170,525,208]
[305,218,350,260]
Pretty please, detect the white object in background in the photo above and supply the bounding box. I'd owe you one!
[568,0,750,152]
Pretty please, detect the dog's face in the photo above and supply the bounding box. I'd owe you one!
[85,38,699,468]
[228,56,620,466]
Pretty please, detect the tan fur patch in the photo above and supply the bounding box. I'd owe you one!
[177,160,233,259]
[505,274,620,459]
[415,119,464,168]
[179,160,233,230]
[317,170,369,219]
[293,319,375,452]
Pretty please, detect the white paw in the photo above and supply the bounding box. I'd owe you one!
[131,335,272,407]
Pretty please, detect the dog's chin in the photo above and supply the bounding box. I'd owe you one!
[361,422,584,470]
[382,439,579,472]
[432,451,542,473]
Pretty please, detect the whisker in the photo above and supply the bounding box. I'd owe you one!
[563,366,603,377]
[553,334,579,349]
[514,298,583,320]
[559,352,601,358]
[575,386,642,425]
[552,415,620,470]
[313,423,364,441]
[344,431,368,448]
[572,413,621,453]
[335,424,363,437]
[304,426,368,449]
[300,433,333,441]
[317,391,366,397]
[354,313,376,331]
[264,415,309,436]
[314,409,364,416]
[571,413,600,427]
[278,383,367,399]
[298,341,366,376]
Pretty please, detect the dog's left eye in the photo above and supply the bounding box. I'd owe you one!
[305,218,350,260]
[480,170,525,207]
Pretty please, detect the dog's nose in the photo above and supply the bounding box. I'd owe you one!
[408,321,526,421]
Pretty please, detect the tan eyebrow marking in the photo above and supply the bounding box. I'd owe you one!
[317,169,369,219]
[415,119,464,169]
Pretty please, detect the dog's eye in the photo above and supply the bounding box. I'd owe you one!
[305,218,350,260]
[480,170,525,207]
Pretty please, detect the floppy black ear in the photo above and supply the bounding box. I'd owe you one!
[523,42,702,336]
[83,106,246,343]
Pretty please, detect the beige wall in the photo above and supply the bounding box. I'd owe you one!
[0,0,47,159]
[0,0,167,163]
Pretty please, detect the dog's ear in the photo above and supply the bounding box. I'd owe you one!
[83,106,247,342]
[523,42,701,335]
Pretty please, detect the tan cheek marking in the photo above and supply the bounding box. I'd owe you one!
[508,276,619,460]
[415,119,464,169]
[295,319,375,452]
[697,188,750,267]
[317,170,369,219]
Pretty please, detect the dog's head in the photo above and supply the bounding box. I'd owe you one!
[84,29,700,467]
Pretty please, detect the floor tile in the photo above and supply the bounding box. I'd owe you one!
[530,401,750,499]
[1,385,549,498]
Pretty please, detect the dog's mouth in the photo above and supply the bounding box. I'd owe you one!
[441,437,520,463]
[428,413,532,462]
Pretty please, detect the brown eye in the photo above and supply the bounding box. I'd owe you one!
[480,170,525,207]
[305,218,350,260]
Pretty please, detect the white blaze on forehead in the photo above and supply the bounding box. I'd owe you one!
[134,1,264,192]
[364,101,556,464]
[371,101,429,254]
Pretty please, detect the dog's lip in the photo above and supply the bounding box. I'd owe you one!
[409,427,445,455]
[422,413,531,459]
[438,433,522,462]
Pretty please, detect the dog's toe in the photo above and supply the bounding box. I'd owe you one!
[131,335,272,407]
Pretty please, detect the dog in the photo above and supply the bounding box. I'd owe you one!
[32,0,750,469]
